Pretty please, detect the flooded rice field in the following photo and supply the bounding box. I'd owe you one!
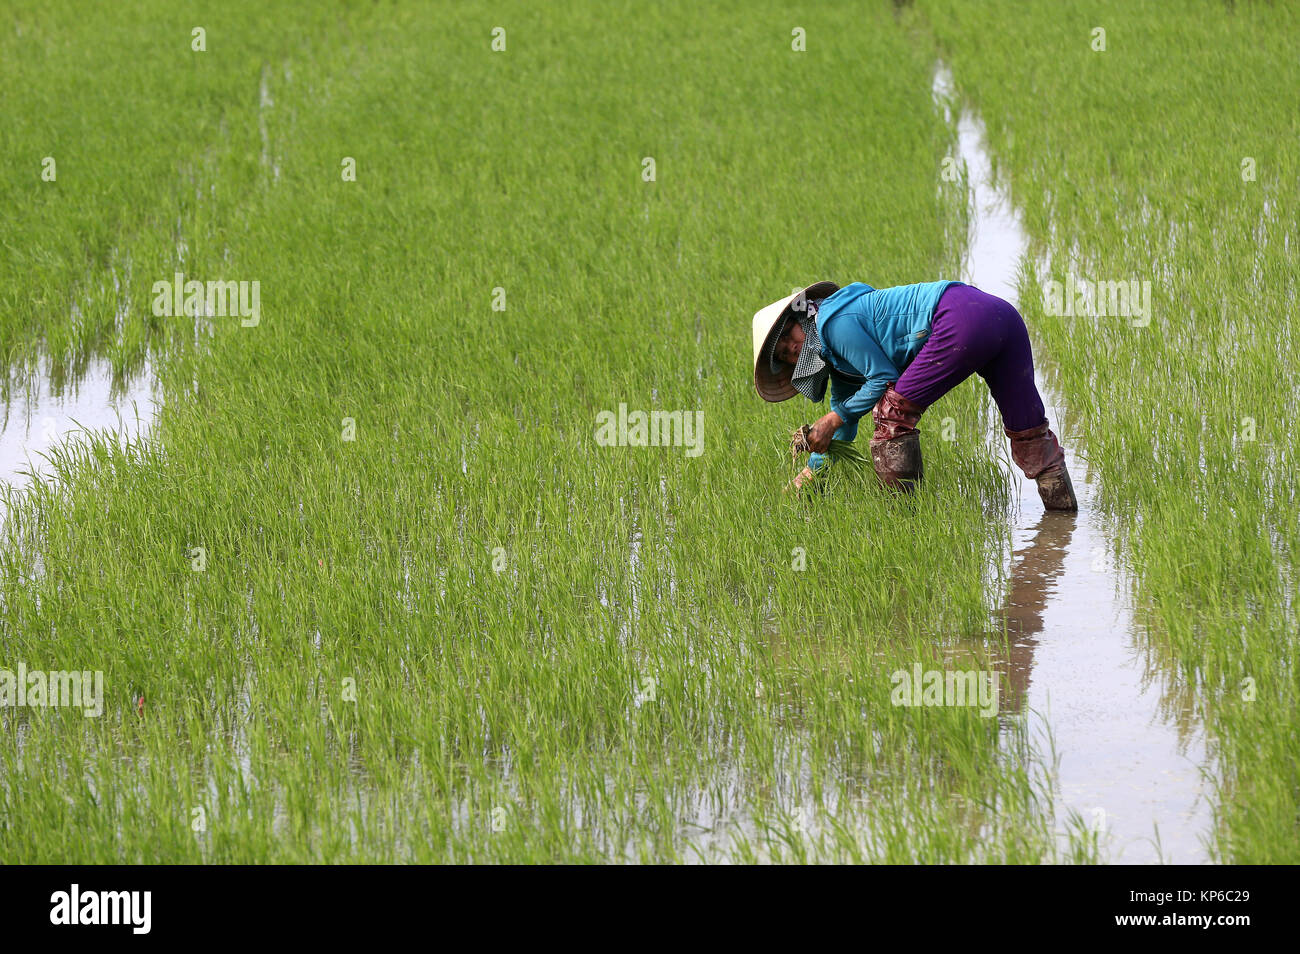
[936,63,1213,862]
[5,1,1291,866]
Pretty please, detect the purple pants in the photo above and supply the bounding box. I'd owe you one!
[894,284,1046,432]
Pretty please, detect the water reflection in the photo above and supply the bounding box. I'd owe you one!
[980,511,1076,714]
[0,356,156,490]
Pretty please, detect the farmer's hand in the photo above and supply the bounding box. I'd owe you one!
[807,411,844,453]
[784,466,817,494]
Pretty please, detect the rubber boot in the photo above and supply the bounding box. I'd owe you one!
[871,385,925,492]
[1005,421,1078,511]
[871,432,923,492]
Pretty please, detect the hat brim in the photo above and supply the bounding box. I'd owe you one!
[752,281,839,402]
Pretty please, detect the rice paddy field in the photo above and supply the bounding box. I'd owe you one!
[0,0,1295,865]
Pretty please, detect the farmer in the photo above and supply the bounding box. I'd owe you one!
[751,280,1077,510]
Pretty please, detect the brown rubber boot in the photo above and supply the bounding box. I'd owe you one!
[871,385,925,492]
[1005,421,1078,511]
[871,431,923,492]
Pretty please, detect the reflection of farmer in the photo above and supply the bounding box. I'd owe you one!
[992,510,1075,713]
[753,280,1077,509]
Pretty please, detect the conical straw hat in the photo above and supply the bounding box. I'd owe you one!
[751,281,839,401]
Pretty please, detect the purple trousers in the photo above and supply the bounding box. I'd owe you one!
[894,283,1046,432]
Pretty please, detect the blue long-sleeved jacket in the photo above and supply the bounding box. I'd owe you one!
[806,280,963,472]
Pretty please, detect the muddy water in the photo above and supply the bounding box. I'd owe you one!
[934,64,1213,863]
[0,359,156,493]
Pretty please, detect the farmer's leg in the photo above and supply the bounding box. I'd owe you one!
[966,289,1077,509]
[967,289,1047,432]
